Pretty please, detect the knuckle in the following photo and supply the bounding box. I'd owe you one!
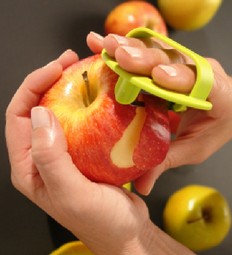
[10,170,26,194]
[206,57,220,67]
[10,172,19,190]
[189,148,210,165]
[32,144,57,166]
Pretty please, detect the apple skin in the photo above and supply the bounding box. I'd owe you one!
[168,110,181,134]
[50,241,94,255]
[39,54,170,186]
[163,185,231,252]
[158,0,222,31]
[104,1,168,36]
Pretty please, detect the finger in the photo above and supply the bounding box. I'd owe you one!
[6,50,78,118]
[31,107,90,200]
[57,49,79,69]
[115,46,171,75]
[152,64,196,93]
[134,163,166,196]
[6,61,63,118]
[135,115,232,196]
[114,45,196,91]
[205,58,232,118]
[6,50,79,188]
[5,61,63,169]
[86,31,104,53]
[134,130,210,196]
[103,34,146,56]
[88,32,169,56]
[102,33,170,57]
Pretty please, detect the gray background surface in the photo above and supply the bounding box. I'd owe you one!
[0,1,231,254]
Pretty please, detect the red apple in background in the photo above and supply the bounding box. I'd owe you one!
[104,1,168,36]
[39,55,170,186]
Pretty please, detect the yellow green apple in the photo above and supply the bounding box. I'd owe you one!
[158,0,222,31]
[163,184,231,251]
[123,182,132,191]
[49,241,93,255]
[39,54,170,186]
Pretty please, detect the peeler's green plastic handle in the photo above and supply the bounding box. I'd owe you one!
[101,27,214,112]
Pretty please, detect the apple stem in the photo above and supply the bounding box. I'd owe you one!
[187,207,212,224]
[82,71,91,106]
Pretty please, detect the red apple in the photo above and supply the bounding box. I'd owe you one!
[168,110,181,134]
[39,55,170,186]
[104,1,168,36]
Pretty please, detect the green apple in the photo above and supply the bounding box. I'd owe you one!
[50,240,94,255]
[158,0,222,31]
[123,182,131,191]
[163,185,231,251]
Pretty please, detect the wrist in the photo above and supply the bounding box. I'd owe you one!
[118,220,196,255]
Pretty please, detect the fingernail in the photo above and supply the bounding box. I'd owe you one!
[90,31,104,41]
[109,34,128,45]
[59,49,73,58]
[120,46,142,58]
[31,107,51,129]
[44,49,74,68]
[158,64,177,77]
[43,60,56,68]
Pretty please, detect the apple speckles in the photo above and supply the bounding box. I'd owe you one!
[40,55,170,185]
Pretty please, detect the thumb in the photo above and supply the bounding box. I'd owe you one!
[31,106,88,194]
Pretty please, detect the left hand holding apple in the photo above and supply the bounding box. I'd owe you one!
[5,50,196,255]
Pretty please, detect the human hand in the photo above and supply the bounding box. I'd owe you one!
[6,49,195,255]
[87,32,232,195]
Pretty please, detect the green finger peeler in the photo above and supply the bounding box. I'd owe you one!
[101,27,214,112]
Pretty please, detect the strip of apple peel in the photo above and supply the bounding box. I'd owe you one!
[110,107,146,168]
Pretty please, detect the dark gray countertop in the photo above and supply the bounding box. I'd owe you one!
[0,1,231,254]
